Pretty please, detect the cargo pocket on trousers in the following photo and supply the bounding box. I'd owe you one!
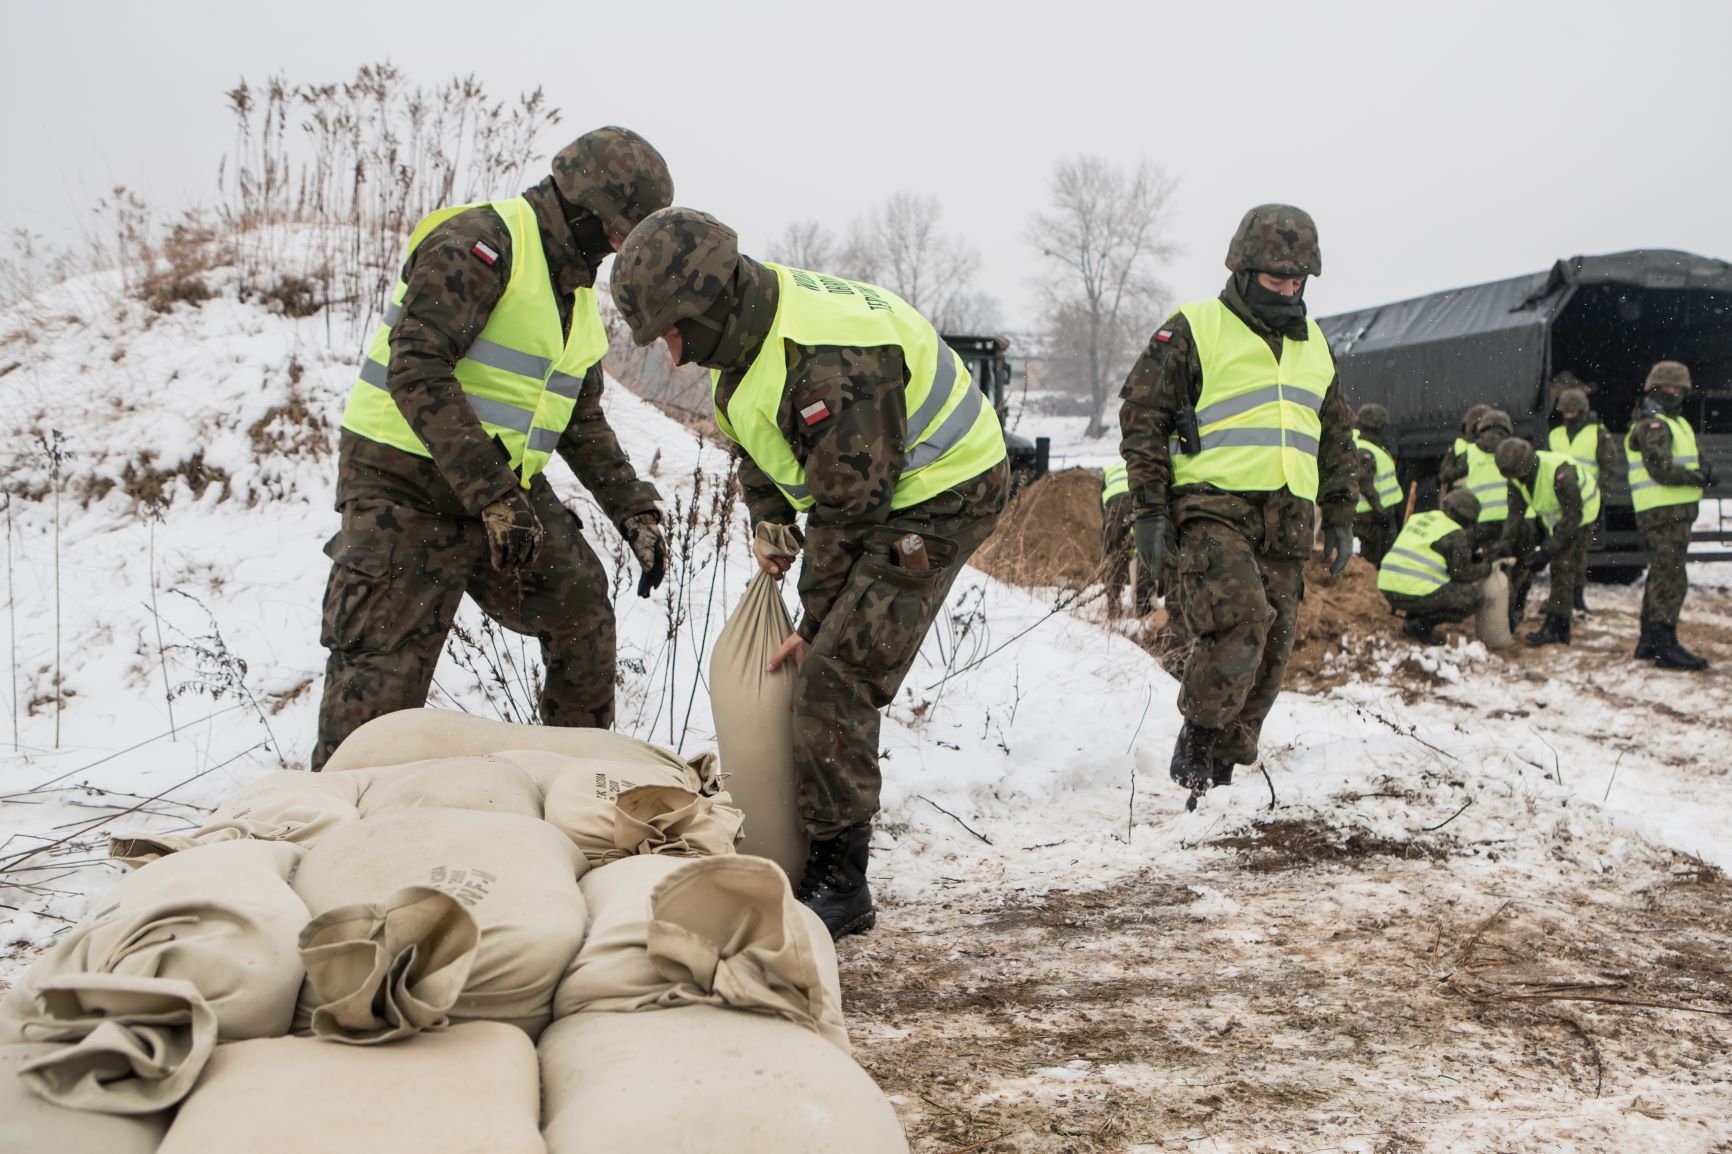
[1177,532,1244,638]
[827,555,944,676]
[318,523,398,653]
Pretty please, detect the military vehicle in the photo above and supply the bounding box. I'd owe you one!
[942,334,1050,489]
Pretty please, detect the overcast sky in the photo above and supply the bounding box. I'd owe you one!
[5,0,1730,330]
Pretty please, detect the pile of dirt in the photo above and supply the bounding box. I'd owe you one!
[971,468,1106,588]
[1286,552,1398,689]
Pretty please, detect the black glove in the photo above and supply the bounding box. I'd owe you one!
[1322,522,1354,577]
[480,491,543,572]
[1698,461,1718,489]
[1133,513,1174,576]
[1527,546,1551,573]
[621,511,667,598]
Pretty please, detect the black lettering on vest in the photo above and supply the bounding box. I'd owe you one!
[790,269,821,292]
[857,284,894,313]
[817,275,855,296]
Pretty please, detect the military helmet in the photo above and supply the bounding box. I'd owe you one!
[1494,437,1537,478]
[1356,403,1390,433]
[610,207,740,347]
[552,127,674,240]
[1441,488,1481,525]
[1225,204,1322,277]
[1461,403,1491,436]
[1644,360,1692,392]
[1473,408,1514,439]
[1554,387,1589,417]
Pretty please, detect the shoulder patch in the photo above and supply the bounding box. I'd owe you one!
[471,241,499,266]
[1647,421,1663,430]
[799,400,832,426]
[1154,329,1173,344]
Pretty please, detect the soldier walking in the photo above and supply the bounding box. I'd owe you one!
[1377,489,1489,644]
[1495,438,1600,647]
[1118,205,1358,806]
[1627,361,1715,669]
[311,128,674,769]
[609,207,1010,938]
[1351,403,1403,566]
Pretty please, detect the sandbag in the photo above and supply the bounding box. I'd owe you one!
[539,1006,907,1154]
[501,750,708,802]
[156,1024,542,1154]
[292,808,585,1040]
[1477,564,1513,650]
[553,856,844,1049]
[709,522,808,882]
[354,755,542,819]
[0,840,308,1112]
[0,1043,168,1154]
[111,771,363,866]
[543,780,742,866]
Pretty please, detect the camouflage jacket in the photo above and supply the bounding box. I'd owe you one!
[337,178,661,526]
[1505,462,1585,556]
[1434,525,1491,586]
[1117,282,1357,538]
[1555,413,1626,485]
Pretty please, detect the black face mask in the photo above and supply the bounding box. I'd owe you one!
[1234,271,1308,336]
[1656,390,1685,417]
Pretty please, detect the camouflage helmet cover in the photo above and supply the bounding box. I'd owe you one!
[1494,437,1537,478]
[1225,204,1322,277]
[1644,360,1692,392]
[1554,387,1590,416]
[609,207,739,347]
[552,126,674,239]
[1441,488,1481,525]
[1473,408,1514,439]
[1461,403,1492,436]
[1356,402,1390,432]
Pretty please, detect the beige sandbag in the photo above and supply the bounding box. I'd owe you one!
[1477,563,1513,650]
[354,755,542,819]
[158,1023,542,1154]
[709,522,808,882]
[503,750,707,802]
[111,770,364,866]
[292,809,585,1039]
[553,856,843,1049]
[544,781,742,866]
[539,1006,908,1154]
[1,1042,169,1154]
[0,840,307,1112]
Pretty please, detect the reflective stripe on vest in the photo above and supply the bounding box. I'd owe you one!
[1353,432,1401,514]
[1377,510,1458,597]
[1514,449,1601,530]
[1625,414,1703,512]
[712,263,1006,512]
[1547,421,1601,480]
[1462,444,1532,523]
[1167,299,1334,501]
[1101,459,1130,507]
[341,197,609,488]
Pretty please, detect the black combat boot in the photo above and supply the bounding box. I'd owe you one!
[1524,614,1571,647]
[1652,626,1709,671]
[1634,620,1659,661]
[1169,722,1220,797]
[1402,615,1441,645]
[796,823,876,939]
[1573,584,1590,614]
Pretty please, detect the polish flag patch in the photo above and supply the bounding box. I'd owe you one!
[471,241,499,266]
[1154,329,1173,344]
[800,400,832,426]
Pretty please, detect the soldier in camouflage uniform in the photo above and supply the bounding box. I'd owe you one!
[1118,205,1358,806]
[1627,361,1714,669]
[1547,379,1623,613]
[1351,403,1402,566]
[1378,488,1489,644]
[312,128,674,769]
[1437,403,1491,492]
[610,207,1009,938]
[1496,438,1595,647]
[1455,408,1544,630]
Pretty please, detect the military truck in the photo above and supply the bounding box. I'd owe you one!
[942,333,1050,490]
[1317,250,1732,576]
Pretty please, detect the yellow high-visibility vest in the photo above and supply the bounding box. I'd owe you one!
[1625,414,1703,513]
[1547,421,1602,481]
[1462,444,1535,524]
[1353,432,1401,514]
[1168,299,1334,501]
[1101,459,1130,507]
[712,263,1006,512]
[1377,510,1459,596]
[341,198,608,489]
[1514,449,1601,530]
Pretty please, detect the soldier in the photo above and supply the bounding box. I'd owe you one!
[1495,438,1600,647]
[609,207,1010,938]
[311,127,674,769]
[1457,408,1542,629]
[1626,360,1715,669]
[1352,403,1403,566]
[1547,378,1622,613]
[1118,204,1357,806]
[1438,403,1491,492]
[1377,489,1490,644]
[1100,458,1154,616]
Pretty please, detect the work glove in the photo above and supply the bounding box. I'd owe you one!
[1698,461,1718,489]
[621,511,667,598]
[1527,546,1551,573]
[481,492,543,572]
[1322,522,1354,577]
[1132,513,1174,577]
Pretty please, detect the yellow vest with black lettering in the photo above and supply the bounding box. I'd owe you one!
[1377,510,1458,597]
[712,263,1006,511]
[1101,459,1130,507]
[341,197,609,489]
[1547,421,1602,480]
[1168,299,1334,501]
[1625,414,1703,513]
[1353,432,1401,514]
[1514,449,1601,530]
[1462,444,1534,524]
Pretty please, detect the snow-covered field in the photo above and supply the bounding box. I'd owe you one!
[3,258,1729,1152]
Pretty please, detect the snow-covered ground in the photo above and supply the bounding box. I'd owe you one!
[3,255,1729,1152]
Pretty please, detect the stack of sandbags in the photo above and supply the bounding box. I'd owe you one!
[109,770,364,866]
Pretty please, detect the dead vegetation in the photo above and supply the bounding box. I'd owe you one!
[973,469,1109,588]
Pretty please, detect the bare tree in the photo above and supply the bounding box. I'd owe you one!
[1028,156,1177,437]
[765,219,837,271]
[848,191,998,332]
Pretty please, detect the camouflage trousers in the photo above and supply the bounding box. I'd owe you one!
[794,461,1009,839]
[1353,510,1400,567]
[1542,526,1587,620]
[1638,504,1698,626]
[311,478,616,769]
[1174,516,1305,766]
[1384,582,1483,624]
[1101,494,1155,616]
